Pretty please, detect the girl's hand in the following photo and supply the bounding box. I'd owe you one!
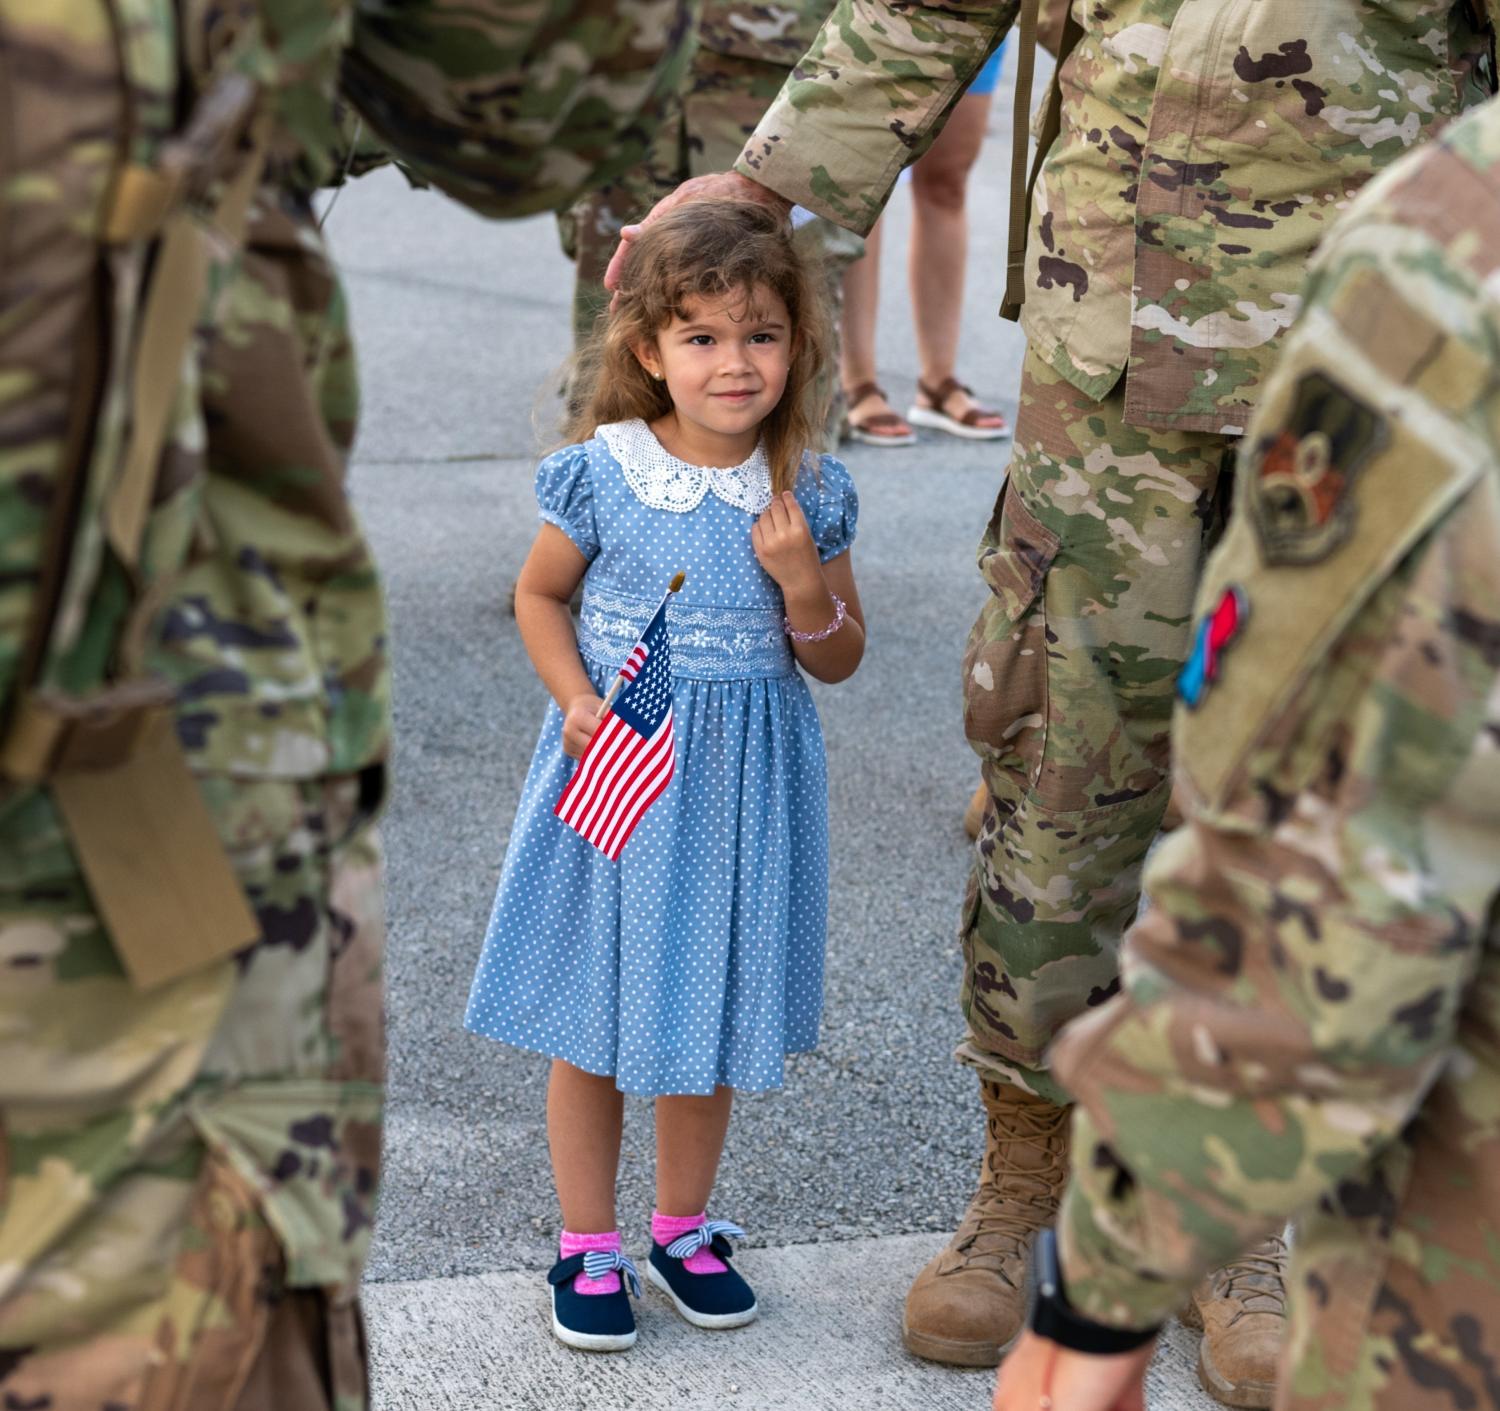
[992,1330,1153,1411]
[561,693,606,759]
[752,491,823,597]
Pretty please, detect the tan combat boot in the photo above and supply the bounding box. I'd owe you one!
[902,1080,1071,1366]
[1181,1234,1288,1409]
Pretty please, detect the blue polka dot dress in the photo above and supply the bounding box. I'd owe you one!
[465,419,858,1097]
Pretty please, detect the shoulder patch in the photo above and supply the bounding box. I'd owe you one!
[1247,371,1389,566]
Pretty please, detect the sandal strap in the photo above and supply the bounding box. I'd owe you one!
[917,375,969,405]
[853,411,911,432]
[845,380,888,406]
[918,375,1006,426]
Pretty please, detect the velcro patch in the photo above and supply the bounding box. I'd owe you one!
[1330,267,1492,414]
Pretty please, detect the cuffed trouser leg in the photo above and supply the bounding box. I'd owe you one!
[958,351,1235,1103]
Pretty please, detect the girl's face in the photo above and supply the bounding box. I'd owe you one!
[637,285,793,453]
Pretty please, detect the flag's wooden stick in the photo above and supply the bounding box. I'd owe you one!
[595,571,686,719]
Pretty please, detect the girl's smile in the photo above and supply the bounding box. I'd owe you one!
[636,286,793,466]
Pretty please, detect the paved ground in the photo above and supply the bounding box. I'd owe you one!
[327,62,1216,1411]
[366,1235,1214,1411]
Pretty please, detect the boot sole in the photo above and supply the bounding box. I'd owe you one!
[1197,1339,1275,1410]
[901,1319,1021,1369]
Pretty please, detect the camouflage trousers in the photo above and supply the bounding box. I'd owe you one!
[959,351,1236,1106]
[0,774,385,1411]
[558,46,862,439]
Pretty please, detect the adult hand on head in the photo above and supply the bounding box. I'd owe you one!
[602,172,793,302]
[992,1330,1154,1411]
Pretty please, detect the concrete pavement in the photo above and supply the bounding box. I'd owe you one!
[365,1234,1213,1411]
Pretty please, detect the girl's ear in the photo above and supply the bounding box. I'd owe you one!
[632,340,663,382]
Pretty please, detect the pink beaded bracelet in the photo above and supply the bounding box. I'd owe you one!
[784,593,847,642]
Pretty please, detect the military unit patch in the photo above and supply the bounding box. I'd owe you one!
[1179,585,1248,710]
[1247,371,1388,566]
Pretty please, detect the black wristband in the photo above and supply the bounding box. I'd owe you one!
[1027,1228,1161,1355]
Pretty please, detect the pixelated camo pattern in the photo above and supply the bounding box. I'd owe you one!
[735,0,1495,433]
[0,0,691,1404]
[1052,95,1500,1411]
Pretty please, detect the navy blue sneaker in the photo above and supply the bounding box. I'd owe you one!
[547,1249,641,1352]
[647,1220,758,1329]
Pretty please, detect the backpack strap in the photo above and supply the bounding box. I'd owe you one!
[1001,0,1084,321]
[0,64,271,991]
[105,75,267,572]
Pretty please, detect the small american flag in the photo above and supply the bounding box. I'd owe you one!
[555,601,675,860]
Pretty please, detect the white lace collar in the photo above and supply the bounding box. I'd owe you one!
[596,419,772,515]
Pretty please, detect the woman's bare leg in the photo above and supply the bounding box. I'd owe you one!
[909,91,1004,427]
[839,220,910,436]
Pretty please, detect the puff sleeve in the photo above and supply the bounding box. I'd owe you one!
[807,454,859,563]
[535,443,599,562]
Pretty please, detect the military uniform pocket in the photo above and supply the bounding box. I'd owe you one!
[190,1077,383,1293]
[964,479,1061,797]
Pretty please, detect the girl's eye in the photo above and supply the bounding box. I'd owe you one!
[749,332,777,344]
[687,334,714,346]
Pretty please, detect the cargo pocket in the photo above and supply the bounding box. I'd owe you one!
[137,1150,283,1411]
[963,479,1061,800]
[189,1077,383,1294]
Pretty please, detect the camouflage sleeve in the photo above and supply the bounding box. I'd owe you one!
[731,0,1020,233]
[1048,121,1500,1331]
[340,0,696,219]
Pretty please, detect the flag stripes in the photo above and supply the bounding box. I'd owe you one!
[554,597,675,859]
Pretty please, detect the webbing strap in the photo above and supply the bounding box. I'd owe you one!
[1001,0,1085,322]
[104,109,269,572]
[103,164,185,244]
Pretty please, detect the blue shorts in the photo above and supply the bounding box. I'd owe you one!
[967,44,1005,97]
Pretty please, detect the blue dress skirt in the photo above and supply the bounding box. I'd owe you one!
[464,420,858,1096]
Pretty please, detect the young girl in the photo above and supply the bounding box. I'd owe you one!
[465,200,864,1352]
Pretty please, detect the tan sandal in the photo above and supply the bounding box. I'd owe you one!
[845,380,917,447]
[908,376,1011,441]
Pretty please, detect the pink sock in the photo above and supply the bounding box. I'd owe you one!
[559,1229,623,1296]
[653,1210,727,1275]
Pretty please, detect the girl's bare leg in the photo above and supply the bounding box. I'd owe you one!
[655,1085,735,1216]
[548,1058,625,1232]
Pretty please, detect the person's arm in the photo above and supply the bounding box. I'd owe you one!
[342,0,696,218]
[733,0,1023,234]
[1044,187,1500,1333]
[752,493,866,683]
[602,0,1021,291]
[513,525,604,759]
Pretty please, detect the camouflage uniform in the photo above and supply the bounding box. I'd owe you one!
[0,2,689,1407]
[562,1,862,420]
[735,0,1497,1101]
[1051,90,1500,1411]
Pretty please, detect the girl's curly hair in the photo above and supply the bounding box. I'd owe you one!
[563,198,831,494]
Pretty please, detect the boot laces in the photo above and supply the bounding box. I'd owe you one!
[948,1100,1069,1283]
[1213,1234,1288,1321]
